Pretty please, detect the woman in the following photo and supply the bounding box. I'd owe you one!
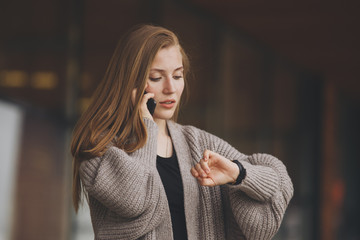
[71,24,293,240]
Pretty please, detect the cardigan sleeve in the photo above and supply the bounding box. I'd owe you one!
[79,119,169,237]
[193,127,294,240]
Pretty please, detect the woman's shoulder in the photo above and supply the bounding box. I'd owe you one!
[103,145,123,156]
[168,120,207,136]
[167,120,221,145]
[82,146,124,165]
[168,120,244,159]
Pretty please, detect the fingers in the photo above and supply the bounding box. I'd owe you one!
[200,158,210,174]
[203,149,211,162]
[190,167,199,178]
[190,149,219,186]
[191,150,235,186]
[191,156,211,175]
[141,91,155,106]
[196,161,208,177]
[190,157,214,186]
[131,88,155,105]
[190,164,216,187]
[197,177,216,187]
[190,163,205,178]
[132,88,155,119]
[131,88,137,106]
[141,92,155,120]
[190,150,212,179]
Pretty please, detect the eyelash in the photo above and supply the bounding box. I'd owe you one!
[149,77,161,82]
[149,76,183,81]
[173,75,183,80]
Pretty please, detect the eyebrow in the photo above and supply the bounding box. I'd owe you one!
[150,66,183,73]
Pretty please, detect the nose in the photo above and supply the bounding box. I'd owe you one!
[163,76,176,94]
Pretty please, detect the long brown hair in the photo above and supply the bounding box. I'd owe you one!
[70,24,190,212]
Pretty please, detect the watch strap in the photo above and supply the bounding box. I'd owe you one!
[230,160,247,185]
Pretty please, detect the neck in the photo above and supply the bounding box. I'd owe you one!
[154,118,168,136]
[154,118,173,157]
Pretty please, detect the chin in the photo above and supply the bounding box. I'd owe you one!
[153,112,175,120]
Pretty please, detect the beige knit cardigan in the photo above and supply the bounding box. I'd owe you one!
[80,119,294,240]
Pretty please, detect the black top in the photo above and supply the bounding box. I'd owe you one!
[156,152,188,240]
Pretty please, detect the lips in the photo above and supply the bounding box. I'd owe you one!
[159,99,176,109]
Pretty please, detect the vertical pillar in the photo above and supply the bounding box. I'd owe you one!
[321,80,342,240]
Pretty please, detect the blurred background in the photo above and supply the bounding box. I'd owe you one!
[0,0,359,239]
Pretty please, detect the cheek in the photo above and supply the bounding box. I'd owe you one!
[176,81,185,96]
[145,82,158,93]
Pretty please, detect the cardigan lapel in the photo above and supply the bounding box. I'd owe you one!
[167,120,201,240]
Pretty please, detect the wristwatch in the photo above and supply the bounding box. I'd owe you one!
[230,160,247,185]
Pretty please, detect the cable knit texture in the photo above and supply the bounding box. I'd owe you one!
[79,119,294,240]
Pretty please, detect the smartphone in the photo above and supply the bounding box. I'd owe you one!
[144,91,156,115]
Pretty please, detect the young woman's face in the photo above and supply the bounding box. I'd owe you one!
[146,45,184,120]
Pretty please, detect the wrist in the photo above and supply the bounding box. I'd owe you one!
[229,161,240,183]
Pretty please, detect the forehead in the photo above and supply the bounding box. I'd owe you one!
[150,45,183,71]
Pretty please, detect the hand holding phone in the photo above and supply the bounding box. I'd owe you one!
[144,91,156,116]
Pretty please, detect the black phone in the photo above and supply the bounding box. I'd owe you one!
[144,91,156,115]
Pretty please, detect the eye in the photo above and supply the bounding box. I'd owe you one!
[173,75,183,80]
[149,77,161,82]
